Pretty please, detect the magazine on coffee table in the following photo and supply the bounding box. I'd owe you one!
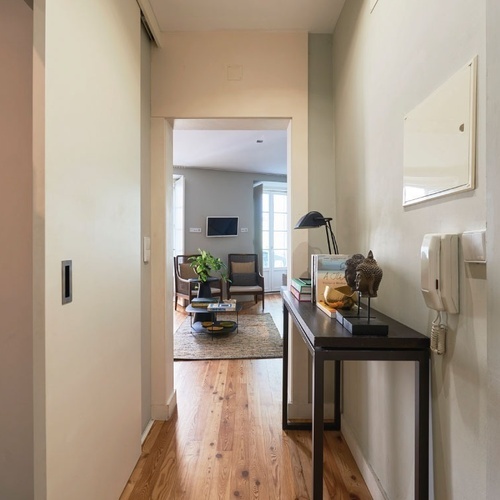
[207,300,237,311]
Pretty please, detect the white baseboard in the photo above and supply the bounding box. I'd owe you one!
[341,416,388,500]
[141,419,155,445]
[151,389,177,421]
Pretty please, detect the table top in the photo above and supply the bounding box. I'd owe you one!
[283,289,429,350]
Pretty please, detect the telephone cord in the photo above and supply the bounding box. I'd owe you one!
[430,311,447,355]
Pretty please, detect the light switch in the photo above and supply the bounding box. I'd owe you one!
[462,230,486,263]
[143,236,151,263]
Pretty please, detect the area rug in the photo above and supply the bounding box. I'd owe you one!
[174,313,283,360]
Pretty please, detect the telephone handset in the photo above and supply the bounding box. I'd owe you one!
[421,233,459,314]
[421,233,459,355]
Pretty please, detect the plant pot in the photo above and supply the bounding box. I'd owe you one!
[197,280,212,299]
[193,278,216,324]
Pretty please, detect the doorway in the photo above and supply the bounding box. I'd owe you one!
[171,118,289,261]
[150,117,299,422]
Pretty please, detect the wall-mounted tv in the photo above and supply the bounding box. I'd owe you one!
[206,216,239,237]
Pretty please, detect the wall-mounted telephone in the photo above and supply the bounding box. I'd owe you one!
[420,233,459,355]
[421,233,459,313]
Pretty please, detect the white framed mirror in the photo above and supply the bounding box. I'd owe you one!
[403,57,477,206]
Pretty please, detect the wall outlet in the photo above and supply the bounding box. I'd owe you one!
[241,227,248,233]
[189,227,202,233]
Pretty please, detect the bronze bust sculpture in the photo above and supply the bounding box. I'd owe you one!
[355,250,383,297]
[344,253,365,291]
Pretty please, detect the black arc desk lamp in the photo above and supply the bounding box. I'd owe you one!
[294,210,339,254]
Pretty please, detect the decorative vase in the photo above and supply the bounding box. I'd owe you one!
[324,285,343,305]
[197,280,212,299]
[324,285,357,310]
[194,278,215,325]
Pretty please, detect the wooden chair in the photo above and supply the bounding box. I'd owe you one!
[227,253,265,311]
[173,254,222,310]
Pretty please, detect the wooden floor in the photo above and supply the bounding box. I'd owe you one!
[120,294,372,500]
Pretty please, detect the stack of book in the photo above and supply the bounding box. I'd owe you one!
[190,297,218,308]
[316,300,337,318]
[290,277,312,302]
[312,254,349,317]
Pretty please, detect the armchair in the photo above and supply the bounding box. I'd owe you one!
[227,253,265,311]
[173,254,222,310]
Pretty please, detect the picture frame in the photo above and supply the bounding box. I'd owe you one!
[402,57,477,206]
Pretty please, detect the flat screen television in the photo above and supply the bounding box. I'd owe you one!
[206,216,239,237]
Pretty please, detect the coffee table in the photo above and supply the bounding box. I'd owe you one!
[185,302,243,336]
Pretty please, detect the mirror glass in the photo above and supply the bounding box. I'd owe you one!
[403,57,477,206]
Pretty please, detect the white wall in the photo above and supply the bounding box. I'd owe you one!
[150,117,176,420]
[0,1,34,498]
[485,0,500,497]
[140,24,152,433]
[333,1,487,498]
[308,34,337,256]
[33,0,142,498]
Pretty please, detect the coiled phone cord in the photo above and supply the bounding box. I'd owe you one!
[430,311,447,355]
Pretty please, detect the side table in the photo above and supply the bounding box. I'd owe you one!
[185,302,243,336]
[282,289,430,500]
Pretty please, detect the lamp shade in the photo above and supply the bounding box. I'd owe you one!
[294,210,339,254]
[294,211,327,229]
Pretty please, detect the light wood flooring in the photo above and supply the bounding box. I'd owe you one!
[120,294,372,500]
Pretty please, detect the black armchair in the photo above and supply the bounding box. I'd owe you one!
[173,254,222,310]
[227,253,265,311]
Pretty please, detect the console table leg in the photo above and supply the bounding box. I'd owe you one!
[282,304,289,429]
[415,354,430,499]
[334,359,341,429]
[312,351,325,500]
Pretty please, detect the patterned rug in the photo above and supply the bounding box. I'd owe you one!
[174,313,283,360]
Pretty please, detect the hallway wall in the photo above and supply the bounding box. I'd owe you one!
[486,0,500,496]
[140,23,152,434]
[0,1,34,497]
[333,1,487,498]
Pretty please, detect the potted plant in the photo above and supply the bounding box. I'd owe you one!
[189,249,228,298]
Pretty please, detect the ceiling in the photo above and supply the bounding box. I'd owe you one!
[148,0,346,175]
[148,0,345,34]
[173,119,289,176]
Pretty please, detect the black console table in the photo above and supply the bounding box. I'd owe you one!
[281,289,430,500]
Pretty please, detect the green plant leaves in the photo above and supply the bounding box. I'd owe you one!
[188,249,228,283]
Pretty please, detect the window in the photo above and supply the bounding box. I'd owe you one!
[262,189,287,290]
